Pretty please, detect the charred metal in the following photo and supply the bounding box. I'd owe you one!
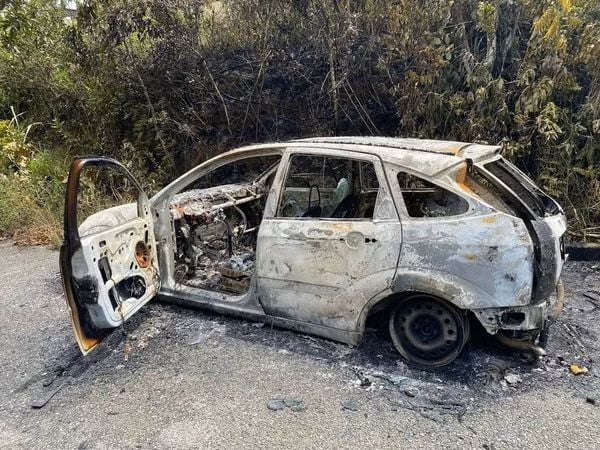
[61,137,568,367]
[170,182,268,294]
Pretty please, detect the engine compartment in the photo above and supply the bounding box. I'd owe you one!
[170,182,268,295]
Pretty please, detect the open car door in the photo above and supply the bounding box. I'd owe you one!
[59,157,160,354]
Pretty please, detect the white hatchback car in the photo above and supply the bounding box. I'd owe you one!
[60,137,567,367]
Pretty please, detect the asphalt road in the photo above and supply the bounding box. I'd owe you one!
[1,240,599,449]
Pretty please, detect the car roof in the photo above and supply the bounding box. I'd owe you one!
[235,136,501,177]
[152,137,501,204]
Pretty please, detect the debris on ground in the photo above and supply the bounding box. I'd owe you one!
[284,398,306,412]
[41,368,64,387]
[569,364,589,375]
[354,369,372,388]
[267,398,305,412]
[123,341,131,362]
[403,387,418,398]
[188,333,209,345]
[388,393,467,422]
[19,259,600,426]
[266,399,286,411]
[582,292,600,309]
[341,399,359,411]
[478,359,511,384]
[30,383,64,409]
[504,373,523,385]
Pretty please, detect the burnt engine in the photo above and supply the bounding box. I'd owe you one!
[171,185,266,294]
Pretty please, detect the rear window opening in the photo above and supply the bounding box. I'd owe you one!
[483,159,560,217]
[465,167,521,217]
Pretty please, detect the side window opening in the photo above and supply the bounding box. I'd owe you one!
[397,172,469,218]
[169,154,281,295]
[184,156,281,192]
[277,155,380,219]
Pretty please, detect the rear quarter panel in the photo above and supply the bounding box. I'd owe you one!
[397,212,534,308]
[385,163,535,309]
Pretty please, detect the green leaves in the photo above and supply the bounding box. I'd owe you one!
[476,1,497,34]
[535,102,563,142]
[0,0,598,241]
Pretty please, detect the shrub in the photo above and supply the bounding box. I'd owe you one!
[0,117,66,245]
[0,0,598,243]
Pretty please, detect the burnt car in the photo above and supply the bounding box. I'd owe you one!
[60,137,567,367]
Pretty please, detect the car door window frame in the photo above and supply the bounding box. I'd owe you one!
[385,164,474,220]
[64,157,149,247]
[266,148,398,223]
[151,147,285,207]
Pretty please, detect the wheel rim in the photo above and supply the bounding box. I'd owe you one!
[389,296,469,367]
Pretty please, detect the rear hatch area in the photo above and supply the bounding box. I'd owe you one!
[472,157,567,302]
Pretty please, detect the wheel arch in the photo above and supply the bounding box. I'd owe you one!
[356,269,500,336]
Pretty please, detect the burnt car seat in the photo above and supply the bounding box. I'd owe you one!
[331,194,360,218]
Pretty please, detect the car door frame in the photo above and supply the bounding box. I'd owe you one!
[256,146,403,336]
[60,157,159,354]
[149,146,285,307]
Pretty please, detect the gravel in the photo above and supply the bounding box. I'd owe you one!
[1,240,600,449]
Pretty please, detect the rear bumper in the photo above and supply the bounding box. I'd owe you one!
[472,279,563,334]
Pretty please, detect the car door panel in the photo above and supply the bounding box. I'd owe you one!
[256,150,402,333]
[257,219,401,330]
[73,214,158,327]
[60,157,159,354]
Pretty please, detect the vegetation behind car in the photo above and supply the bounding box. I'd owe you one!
[0,0,598,245]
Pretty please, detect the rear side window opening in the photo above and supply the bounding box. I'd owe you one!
[397,172,469,218]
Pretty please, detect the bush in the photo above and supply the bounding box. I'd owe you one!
[0,0,598,243]
[0,117,66,245]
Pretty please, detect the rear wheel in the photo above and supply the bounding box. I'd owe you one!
[389,295,469,367]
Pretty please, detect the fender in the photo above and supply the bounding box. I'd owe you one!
[355,268,525,335]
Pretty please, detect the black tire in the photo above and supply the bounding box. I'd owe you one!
[389,295,470,367]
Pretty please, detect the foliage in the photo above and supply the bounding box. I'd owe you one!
[0,116,67,245]
[0,0,598,243]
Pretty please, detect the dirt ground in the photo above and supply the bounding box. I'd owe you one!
[1,240,599,449]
